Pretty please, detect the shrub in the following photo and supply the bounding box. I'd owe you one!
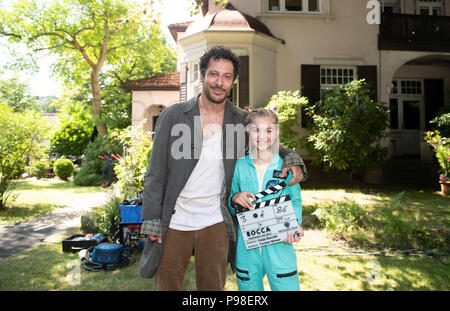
[50,101,94,156]
[72,166,81,178]
[264,90,308,151]
[53,158,74,181]
[110,121,152,198]
[0,104,49,209]
[312,199,370,235]
[310,192,447,249]
[375,192,422,249]
[430,111,450,138]
[73,134,122,186]
[306,80,389,181]
[425,113,450,182]
[80,212,101,234]
[30,161,51,179]
[425,130,450,182]
[80,195,122,235]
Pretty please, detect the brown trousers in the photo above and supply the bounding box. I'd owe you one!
[154,222,229,291]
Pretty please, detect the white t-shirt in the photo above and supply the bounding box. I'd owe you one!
[254,162,269,192]
[169,131,225,231]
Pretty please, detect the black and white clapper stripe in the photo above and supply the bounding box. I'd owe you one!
[253,194,291,209]
[233,181,287,214]
[254,181,287,200]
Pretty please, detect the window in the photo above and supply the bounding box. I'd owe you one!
[191,62,199,82]
[382,0,401,13]
[227,79,240,107]
[268,0,320,12]
[391,79,423,96]
[391,80,398,95]
[320,66,357,99]
[188,61,201,98]
[320,66,356,86]
[418,0,443,16]
[401,80,422,95]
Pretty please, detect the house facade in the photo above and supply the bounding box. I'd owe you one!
[122,73,180,132]
[167,0,450,161]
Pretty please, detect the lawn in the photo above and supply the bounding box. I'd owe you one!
[0,229,448,291]
[0,178,107,225]
[301,187,450,229]
[0,180,448,291]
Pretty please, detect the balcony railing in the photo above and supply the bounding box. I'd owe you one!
[379,12,450,52]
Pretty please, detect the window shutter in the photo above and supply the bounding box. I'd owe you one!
[424,79,444,130]
[180,62,188,102]
[357,65,378,102]
[300,64,320,128]
[238,55,249,109]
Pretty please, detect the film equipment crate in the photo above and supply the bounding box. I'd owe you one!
[118,196,145,248]
[62,233,107,253]
[119,198,143,224]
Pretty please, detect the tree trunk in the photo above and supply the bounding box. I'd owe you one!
[91,69,107,135]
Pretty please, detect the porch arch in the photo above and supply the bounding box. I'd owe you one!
[380,52,450,159]
[380,51,450,103]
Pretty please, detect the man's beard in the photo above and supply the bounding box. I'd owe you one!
[203,83,229,104]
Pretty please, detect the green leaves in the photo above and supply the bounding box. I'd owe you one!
[1,0,174,134]
[50,101,94,156]
[306,79,389,178]
[53,158,74,181]
[0,103,50,208]
[265,90,308,151]
[110,121,153,198]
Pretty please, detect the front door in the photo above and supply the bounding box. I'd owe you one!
[399,99,421,154]
[389,80,423,156]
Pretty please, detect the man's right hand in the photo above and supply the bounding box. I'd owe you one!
[148,235,162,244]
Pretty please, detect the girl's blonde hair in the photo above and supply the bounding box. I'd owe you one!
[245,108,279,125]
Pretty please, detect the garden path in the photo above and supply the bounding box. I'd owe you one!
[0,191,108,261]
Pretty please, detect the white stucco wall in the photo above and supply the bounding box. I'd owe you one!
[177,0,450,160]
[131,90,180,131]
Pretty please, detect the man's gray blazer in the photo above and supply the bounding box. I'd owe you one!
[139,95,305,278]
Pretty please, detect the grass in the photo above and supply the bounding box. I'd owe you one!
[301,188,450,249]
[295,231,449,291]
[0,178,107,225]
[301,188,450,229]
[0,230,238,291]
[0,229,447,291]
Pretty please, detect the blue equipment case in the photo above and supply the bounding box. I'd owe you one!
[119,199,143,224]
[92,243,123,264]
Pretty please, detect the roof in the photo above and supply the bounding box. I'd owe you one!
[182,3,281,42]
[167,21,192,42]
[121,73,180,92]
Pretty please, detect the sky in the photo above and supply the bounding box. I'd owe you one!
[0,0,195,97]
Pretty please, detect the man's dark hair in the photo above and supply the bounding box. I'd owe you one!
[199,46,240,81]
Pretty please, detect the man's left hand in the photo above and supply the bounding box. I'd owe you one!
[280,165,304,185]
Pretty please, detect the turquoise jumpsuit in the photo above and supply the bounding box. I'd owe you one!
[229,153,302,291]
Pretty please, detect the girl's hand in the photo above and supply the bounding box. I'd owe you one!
[232,191,256,210]
[284,227,304,244]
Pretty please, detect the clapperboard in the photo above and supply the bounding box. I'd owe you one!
[233,181,300,250]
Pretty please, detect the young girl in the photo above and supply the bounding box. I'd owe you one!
[229,108,303,291]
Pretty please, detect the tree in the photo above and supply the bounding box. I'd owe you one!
[189,0,228,15]
[0,0,174,134]
[0,76,37,113]
[50,100,94,156]
[306,80,389,181]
